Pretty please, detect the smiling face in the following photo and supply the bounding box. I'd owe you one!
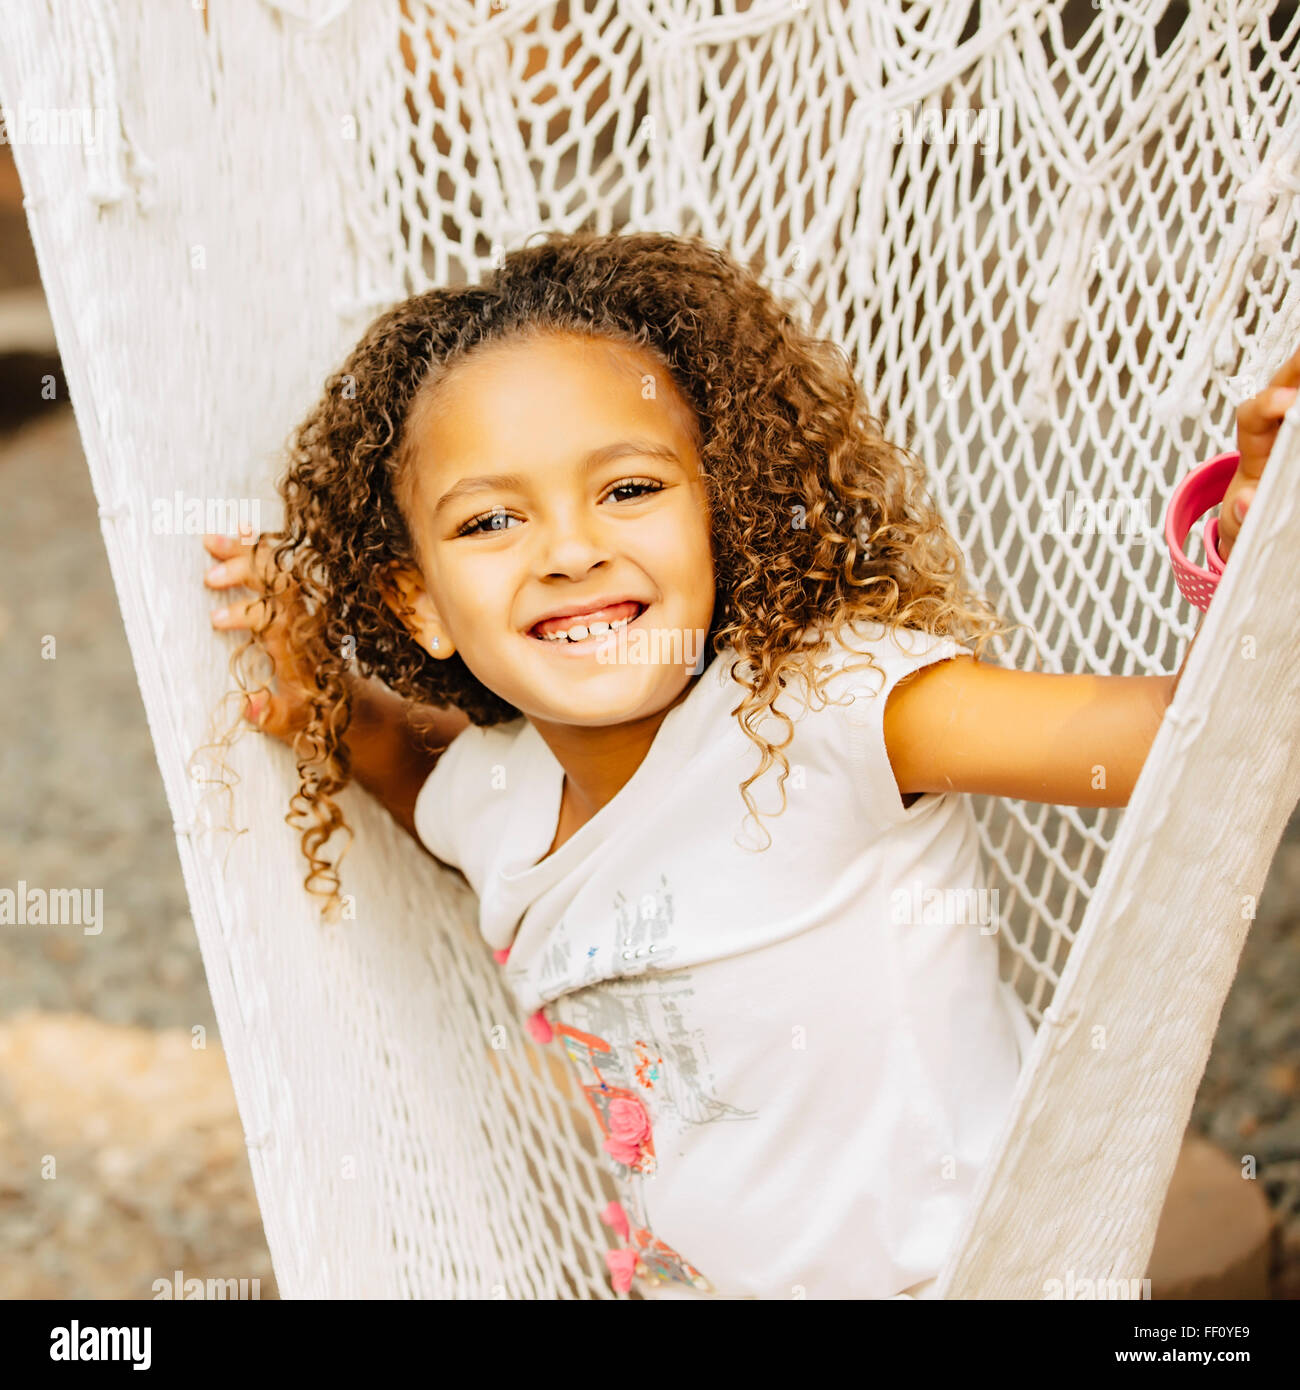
[388,331,717,729]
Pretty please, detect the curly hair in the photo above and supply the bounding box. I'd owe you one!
[207,229,1022,919]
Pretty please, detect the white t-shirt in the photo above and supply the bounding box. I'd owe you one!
[414,619,1034,1300]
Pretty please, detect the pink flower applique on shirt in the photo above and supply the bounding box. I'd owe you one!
[600,1202,711,1295]
[602,1095,652,1167]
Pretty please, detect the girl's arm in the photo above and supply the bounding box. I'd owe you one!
[343,677,470,848]
[883,655,1172,809]
[883,587,1205,812]
[885,346,1299,810]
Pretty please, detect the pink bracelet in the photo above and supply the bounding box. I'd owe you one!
[1165,450,1238,611]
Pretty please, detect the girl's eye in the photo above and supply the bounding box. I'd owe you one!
[455,508,518,537]
[605,478,663,503]
[454,478,662,537]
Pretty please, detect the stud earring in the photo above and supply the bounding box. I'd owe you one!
[432,637,440,650]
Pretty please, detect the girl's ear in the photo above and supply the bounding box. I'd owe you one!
[378,563,453,659]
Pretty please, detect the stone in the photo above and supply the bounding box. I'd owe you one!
[1265,1062,1299,1097]
[1147,1133,1275,1299]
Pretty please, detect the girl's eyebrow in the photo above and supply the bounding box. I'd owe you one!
[432,438,683,519]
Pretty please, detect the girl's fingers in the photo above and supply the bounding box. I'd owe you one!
[204,533,291,592]
[203,529,280,574]
[1235,385,1299,478]
[209,595,259,629]
[1266,341,1300,390]
[242,673,314,737]
[210,592,285,640]
[203,531,312,744]
[1246,384,1300,426]
[204,550,257,589]
[1217,479,1255,551]
[202,527,258,560]
[1237,384,1298,434]
[202,532,240,560]
[243,686,288,736]
[243,688,270,727]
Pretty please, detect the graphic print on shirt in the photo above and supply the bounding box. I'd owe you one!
[556,1018,712,1292]
[535,919,573,989]
[506,874,682,1000]
[608,878,676,978]
[562,969,756,1131]
[555,964,756,1295]
[506,873,754,1292]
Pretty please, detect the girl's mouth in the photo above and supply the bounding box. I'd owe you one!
[527,600,649,650]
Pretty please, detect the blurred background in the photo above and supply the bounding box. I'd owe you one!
[1,78,1298,1294]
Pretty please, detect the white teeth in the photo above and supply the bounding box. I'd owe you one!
[537,609,641,642]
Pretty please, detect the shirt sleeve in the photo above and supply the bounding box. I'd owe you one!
[411,718,526,891]
[411,723,485,873]
[833,622,972,827]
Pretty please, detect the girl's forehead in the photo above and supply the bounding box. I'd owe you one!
[418,333,700,457]
[435,331,663,398]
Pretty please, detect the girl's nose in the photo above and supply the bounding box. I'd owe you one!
[533,512,615,579]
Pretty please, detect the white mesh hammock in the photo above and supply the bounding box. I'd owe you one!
[5,0,1300,1298]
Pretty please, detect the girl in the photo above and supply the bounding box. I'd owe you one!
[202,231,1298,1300]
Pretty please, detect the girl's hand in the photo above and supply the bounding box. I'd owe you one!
[1218,342,1300,562]
[203,528,318,743]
